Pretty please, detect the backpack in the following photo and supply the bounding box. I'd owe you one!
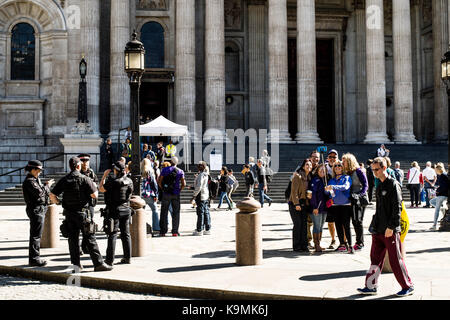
[246,171,255,185]
[285,180,292,200]
[208,175,219,199]
[161,168,178,194]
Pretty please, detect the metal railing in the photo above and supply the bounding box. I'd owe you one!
[0,153,64,184]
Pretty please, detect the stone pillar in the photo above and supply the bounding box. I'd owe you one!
[130,196,147,257]
[267,0,292,143]
[50,32,68,133]
[175,0,196,139]
[235,197,262,266]
[110,0,130,139]
[363,0,389,143]
[41,205,60,248]
[392,0,417,143]
[410,0,422,141]
[204,0,226,142]
[248,3,266,131]
[295,0,322,143]
[355,1,368,142]
[83,0,101,134]
[433,0,449,143]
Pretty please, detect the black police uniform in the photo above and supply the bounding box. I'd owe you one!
[102,173,133,265]
[51,170,105,268]
[22,173,50,264]
[80,167,98,254]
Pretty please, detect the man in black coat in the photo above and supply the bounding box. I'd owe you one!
[357,157,414,297]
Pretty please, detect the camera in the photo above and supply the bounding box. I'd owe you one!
[317,146,327,154]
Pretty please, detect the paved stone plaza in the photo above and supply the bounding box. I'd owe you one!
[0,203,449,300]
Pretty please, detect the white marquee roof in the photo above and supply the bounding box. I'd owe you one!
[139,115,188,137]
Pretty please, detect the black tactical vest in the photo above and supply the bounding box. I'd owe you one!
[106,175,133,207]
[61,172,85,211]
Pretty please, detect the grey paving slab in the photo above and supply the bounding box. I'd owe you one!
[0,202,448,300]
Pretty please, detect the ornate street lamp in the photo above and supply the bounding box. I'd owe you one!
[77,56,88,123]
[439,49,450,231]
[124,31,145,195]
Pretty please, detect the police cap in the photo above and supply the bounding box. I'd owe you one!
[25,160,43,172]
[78,153,91,161]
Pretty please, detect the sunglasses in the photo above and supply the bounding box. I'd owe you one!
[80,159,89,162]
[328,156,337,159]
[334,164,343,168]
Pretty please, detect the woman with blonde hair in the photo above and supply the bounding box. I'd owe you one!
[407,161,421,208]
[141,158,160,235]
[342,153,368,251]
[429,163,448,230]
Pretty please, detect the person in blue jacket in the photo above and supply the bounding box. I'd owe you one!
[308,164,330,253]
[325,160,354,254]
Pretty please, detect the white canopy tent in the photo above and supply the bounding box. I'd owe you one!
[139,115,190,171]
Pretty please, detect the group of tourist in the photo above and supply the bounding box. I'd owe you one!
[288,149,368,254]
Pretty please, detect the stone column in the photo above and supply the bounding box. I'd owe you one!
[267,0,292,143]
[392,0,417,143]
[295,0,322,143]
[110,0,130,139]
[410,0,422,141]
[204,0,226,142]
[83,0,101,134]
[363,0,389,143]
[175,0,196,139]
[355,1,368,142]
[433,0,449,142]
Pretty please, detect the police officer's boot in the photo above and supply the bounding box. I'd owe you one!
[94,262,113,272]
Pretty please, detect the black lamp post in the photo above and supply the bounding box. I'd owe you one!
[77,56,88,123]
[440,50,450,231]
[124,31,145,195]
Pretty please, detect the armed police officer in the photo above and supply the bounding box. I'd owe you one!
[78,153,98,255]
[22,160,54,267]
[99,161,133,265]
[50,157,112,272]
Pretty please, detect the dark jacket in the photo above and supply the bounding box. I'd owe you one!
[308,176,328,213]
[256,165,266,186]
[22,174,50,209]
[436,173,449,197]
[369,176,402,234]
[219,175,230,193]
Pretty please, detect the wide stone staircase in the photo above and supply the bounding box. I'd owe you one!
[0,162,442,206]
[0,143,447,206]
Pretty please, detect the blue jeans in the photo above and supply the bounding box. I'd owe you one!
[160,194,180,234]
[144,197,160,232]
[217,191,232,209]
[196,200,211,232]
[309,212,327,234]
[258,184,272,207]
[430,196,447,227]
[424,181,433,206]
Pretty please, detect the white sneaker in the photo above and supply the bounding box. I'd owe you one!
[429,226,437,231]
[203,230,211,235]
[192,230,203,236]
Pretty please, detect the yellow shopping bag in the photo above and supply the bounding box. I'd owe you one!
[400,201,409,243]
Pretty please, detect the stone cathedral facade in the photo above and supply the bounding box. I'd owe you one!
[0,0,448,150]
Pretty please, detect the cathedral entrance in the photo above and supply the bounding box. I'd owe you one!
[139,81,169,144]
[287,38,336,143]
[140,82,168,122]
